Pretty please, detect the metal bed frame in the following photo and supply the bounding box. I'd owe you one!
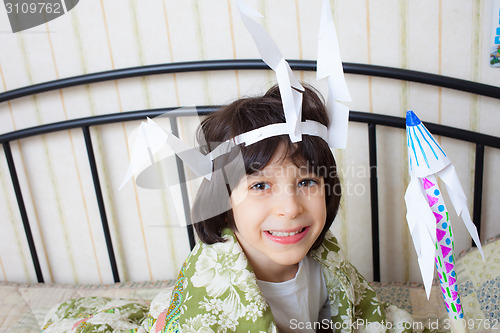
[1,59,499,284]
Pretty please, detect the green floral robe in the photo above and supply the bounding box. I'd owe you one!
[146,228,415,333]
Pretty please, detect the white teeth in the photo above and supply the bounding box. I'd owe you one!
[268,229,302,237]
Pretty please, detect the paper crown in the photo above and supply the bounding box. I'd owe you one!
[120,0,351,224]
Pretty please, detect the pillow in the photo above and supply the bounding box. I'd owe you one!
[371,282,449,331]
[0,280,175,333]
[371,282,447,319]
[455,234,500,331]
[0,283,39,333]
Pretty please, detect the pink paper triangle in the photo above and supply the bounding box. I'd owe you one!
[441,245,451,258]
[448,276,456,286]
[434,212,443,223]
[456,304,462,313]
[427,194,439,207]
[423,178,435,190]
[445,261,454,274]
[437,229,446,242]
[451,291,458,301]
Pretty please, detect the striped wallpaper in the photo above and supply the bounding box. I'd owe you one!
[0,0,499,284]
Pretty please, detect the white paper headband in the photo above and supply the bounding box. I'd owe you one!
[120,0,351,226]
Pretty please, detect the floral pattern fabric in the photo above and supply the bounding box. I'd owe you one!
[145,230,276,333]
[150,228,416,333]
[38,229,425,333]
[41,296,150,333]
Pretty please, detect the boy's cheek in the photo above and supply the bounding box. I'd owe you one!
[308,184,326,198]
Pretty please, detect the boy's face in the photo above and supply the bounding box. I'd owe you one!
[230,149,326,282]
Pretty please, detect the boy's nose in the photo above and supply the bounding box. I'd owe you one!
[275,186,303,219]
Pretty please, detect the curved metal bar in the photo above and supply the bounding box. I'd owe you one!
[0,107,214,143]
[349,112,500,149]
[1,60,499,103]
[342,63,500,99]
[2,108,499,149]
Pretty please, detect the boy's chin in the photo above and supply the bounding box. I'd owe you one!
[271,250,310,267]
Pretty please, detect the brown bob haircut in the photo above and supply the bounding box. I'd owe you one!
[192,84,341,251]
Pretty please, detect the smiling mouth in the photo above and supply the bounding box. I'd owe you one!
[264,227,309,244]
[266,227,306,237]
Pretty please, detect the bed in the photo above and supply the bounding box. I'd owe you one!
[1,60,499,332]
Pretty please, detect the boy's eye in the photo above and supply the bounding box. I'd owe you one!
[250,182,271,191]
[298,179,318,187]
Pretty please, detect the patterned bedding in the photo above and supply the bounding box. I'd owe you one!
[0,280,444,333]
[1,235,498,333]
[0,281,173,333]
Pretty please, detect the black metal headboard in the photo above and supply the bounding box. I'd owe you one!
[1,60,499,283]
